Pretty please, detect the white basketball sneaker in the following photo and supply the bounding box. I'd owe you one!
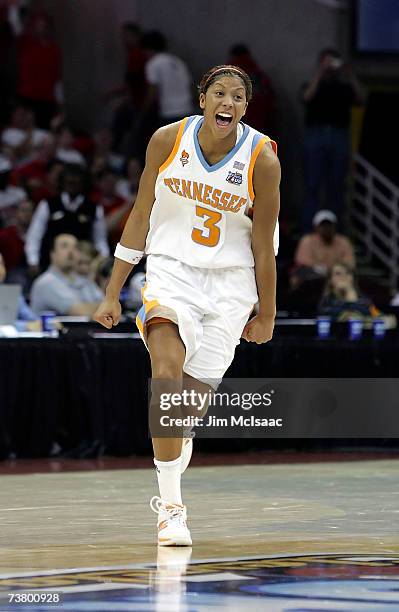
[180,436,193,474]
[150,496,192,546]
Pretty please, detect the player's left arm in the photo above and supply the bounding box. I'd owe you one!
[242,144,280,344]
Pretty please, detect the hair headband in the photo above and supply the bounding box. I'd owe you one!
[203,67,246,91]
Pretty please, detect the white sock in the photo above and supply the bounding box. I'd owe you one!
[154,456,183,505]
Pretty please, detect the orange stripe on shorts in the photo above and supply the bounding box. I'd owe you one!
[146,316,174,328]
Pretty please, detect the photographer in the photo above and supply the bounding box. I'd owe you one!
[302,49,364,231]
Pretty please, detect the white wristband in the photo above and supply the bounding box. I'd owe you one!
[114,243,144,265]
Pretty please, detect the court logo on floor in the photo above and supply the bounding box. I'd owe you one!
[1,554,399,610]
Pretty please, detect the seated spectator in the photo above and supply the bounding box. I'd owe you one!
[94,256,114,293]
[91,167,126,215]
[30,233,103,316]
[25,163,109,274]
[0,199,33,288]
[54,124,86,167]
[76,240,98,279]
[91,167,132,244]
[91,128,124,176]
[319,263,380,321]
[20,158,64,205]
[291,210,355,288]
[0,251,40,331]
[1,105,49,165]
[129,267,146,310]
[0,252,5,282]
[11,135,61,203]
[116,157,141,201]
[0,155,27,227]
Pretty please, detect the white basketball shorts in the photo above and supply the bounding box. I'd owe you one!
[136,254,258,387]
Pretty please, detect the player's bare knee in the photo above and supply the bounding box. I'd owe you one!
[151,360,183,380]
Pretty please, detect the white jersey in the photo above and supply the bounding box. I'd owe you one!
[145,115,279,268]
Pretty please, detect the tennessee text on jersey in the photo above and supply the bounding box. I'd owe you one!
[163,178,247,213]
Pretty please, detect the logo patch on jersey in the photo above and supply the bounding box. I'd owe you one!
[180,150,189,166]
[233,161,245,171]
[226,171,243,185]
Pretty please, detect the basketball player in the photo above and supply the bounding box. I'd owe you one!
[94,65,280,546]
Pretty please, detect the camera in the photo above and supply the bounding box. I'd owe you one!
[330,58,343,70]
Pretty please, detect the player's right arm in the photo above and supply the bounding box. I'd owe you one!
[93,123,180,329]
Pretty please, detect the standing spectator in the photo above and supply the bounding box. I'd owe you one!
[0,5,17,125]
[0,155,27,227]
[0,198,33,288]
[291,210,355,288]
[123,22,146,102]
[302,49,364,230]
[108,23,146,157]
[25,164,109,274]
[105,22,145,103]
[30,233,103,316]
[16,11,62,129]
[142,31,193,127]
[228,44,276,135]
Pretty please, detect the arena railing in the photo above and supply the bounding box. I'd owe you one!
[350,153,399,287]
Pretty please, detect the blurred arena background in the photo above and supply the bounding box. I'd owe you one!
[1,1,399,610]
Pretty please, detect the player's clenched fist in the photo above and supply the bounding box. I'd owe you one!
[242,314,275,344]
[93,299,122,329]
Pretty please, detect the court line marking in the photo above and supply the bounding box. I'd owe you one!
[185,572,255,582]
[0,583,148,598]
[0,506,87,512]
[1,553,398,580]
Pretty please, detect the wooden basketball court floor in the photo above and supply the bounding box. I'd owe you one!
[1,456,399,610]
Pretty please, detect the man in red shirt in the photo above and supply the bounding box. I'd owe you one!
[228,44,276,135]
[17,12,62,129]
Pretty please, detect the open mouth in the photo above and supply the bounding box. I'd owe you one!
[215,113,233,128]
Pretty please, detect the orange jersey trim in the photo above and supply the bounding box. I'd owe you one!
[248,137,277,201]
[158,117,189,174]
[136,313,145,336]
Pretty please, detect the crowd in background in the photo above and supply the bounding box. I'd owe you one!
[0,3,395,328]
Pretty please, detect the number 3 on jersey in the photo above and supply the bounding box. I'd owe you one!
[191,205,222,247]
